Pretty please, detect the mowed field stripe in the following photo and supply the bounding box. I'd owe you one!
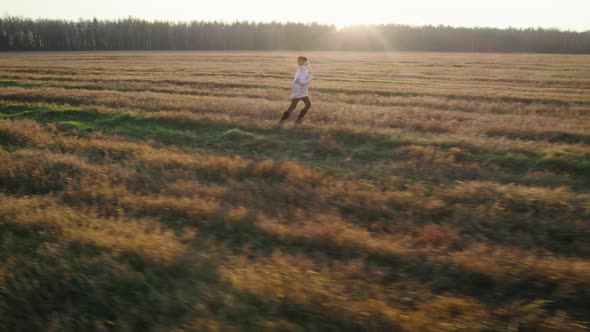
[2,71,589,106]
[2,85,590,146]
[2,78,590,126]
[2,76,588,117]
[3,66,590,91]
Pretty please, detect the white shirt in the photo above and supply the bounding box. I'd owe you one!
[291,62,313,99]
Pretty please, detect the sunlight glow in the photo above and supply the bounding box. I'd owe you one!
[2,0,589,31]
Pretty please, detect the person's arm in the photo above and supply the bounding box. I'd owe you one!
[297,71,313,86]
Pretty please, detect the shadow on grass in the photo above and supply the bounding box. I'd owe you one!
[0,219,220,332]
[0,217,379,332]
[110,196,590,325]
[1,101,589,185]
[485,129,590,145]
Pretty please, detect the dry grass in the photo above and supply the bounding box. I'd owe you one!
[0,51,589,331]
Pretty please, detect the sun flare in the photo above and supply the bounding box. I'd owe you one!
[2,0,589,31]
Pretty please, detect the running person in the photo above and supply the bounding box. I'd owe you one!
[276,56,313,128]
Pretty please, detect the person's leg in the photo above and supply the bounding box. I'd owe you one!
[278,98,300,125]
[296,97,312,123]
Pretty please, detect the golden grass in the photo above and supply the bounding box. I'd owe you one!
[1,51,589,331]
[221,250,588,331]
[0,195,188,265]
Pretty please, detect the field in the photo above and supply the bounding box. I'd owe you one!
[0,51,589,331]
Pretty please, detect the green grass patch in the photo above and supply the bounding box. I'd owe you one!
[0,80,44,89]
[2,101,589,184]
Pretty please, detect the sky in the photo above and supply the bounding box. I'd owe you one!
[1,0,589,31]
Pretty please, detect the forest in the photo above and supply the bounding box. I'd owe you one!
[1,16,589,53]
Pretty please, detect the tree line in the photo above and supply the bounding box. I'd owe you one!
[1,16,589,53]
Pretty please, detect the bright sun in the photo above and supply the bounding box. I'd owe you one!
[3,0,590,31]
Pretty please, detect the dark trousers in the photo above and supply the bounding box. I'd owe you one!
[280,96,312,122]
